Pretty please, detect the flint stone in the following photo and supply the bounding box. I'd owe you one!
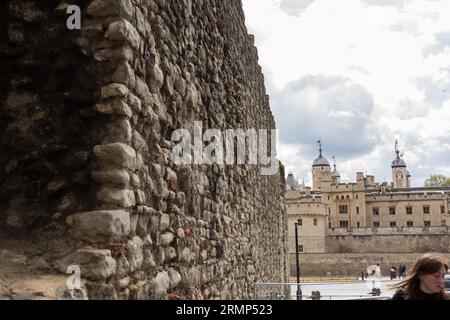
[126,236,144,272]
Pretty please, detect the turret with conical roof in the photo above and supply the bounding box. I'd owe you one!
[331,155,341,184]
[392,140,409,188]
[312,139,331,191]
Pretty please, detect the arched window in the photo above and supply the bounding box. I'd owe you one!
[341,195,345,200]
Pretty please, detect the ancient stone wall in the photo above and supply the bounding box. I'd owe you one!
[290,252,450,277]
[325,228,450,253]
[0,0,287,300]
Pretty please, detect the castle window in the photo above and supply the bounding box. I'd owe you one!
[298,245,303,252]
[406,207,413,215]
[424,221,431,227]
[356,195,359,199]
[356,207,360,214]
[314,218,318,226]
[339,220,349,228]
[442,220,446,226]
[390,221,396,227]
[339,205,348,214]
[297,219,302,226]
[357,222,360,228]
[328,196,330,200]
[373,221,380,228]
[372,207,379,216]
[441,206,445,214]
[423,206,430,214]
[341,195,345,200]
[328,208,331,214]
[336,196,339,200]
[407,221,413,227]
[329,222,332,228]
[389,207,396,215]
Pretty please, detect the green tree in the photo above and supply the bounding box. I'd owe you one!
[424,174,450,187]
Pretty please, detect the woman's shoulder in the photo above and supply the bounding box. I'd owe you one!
[391,288,406,300]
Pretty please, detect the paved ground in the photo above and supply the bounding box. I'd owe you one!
[290,277,400,300]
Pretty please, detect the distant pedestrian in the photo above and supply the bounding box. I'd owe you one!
[399,264,406,278]
[390,253,449,300]
[375,264,382,279]
[390,267,397,280]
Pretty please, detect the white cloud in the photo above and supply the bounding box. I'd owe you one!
[243,0,450,187]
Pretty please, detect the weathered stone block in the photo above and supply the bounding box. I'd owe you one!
[67,210,130,242]
[87,0,133,19]
[113,62,136,88]
[86,282,119,300]
[148,63,164,93]
[91,169,130,186]
[56,249,116,281]
[148,271,169,300]
[96,99,132,118]
[168,268,181,289]
[159,213,170,231]
[135,189,146,205]
[97,187,136,208]
[103,119,132,144]
[94,142,136,169]
[101,83,129,98]
[126,236,144,272]
[105,19,140,49]
[160,232,174,246]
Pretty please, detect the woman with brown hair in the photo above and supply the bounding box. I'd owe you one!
[391,253,449,300]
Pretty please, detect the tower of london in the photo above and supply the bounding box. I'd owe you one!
[285,140,450,276]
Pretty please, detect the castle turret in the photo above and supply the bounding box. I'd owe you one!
[312,139,331,191]
[331,155,340,184]
[392,140,408,189]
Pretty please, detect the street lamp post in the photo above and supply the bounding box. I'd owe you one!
[294,222,302,300]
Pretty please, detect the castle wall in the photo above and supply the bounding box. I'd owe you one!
[289,252,450,277]
[325,227,450,253]
[0,0,287,300]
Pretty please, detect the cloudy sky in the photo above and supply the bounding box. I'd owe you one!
[242,0,450,187]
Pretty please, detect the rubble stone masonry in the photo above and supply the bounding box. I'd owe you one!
[0,0,287,299]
